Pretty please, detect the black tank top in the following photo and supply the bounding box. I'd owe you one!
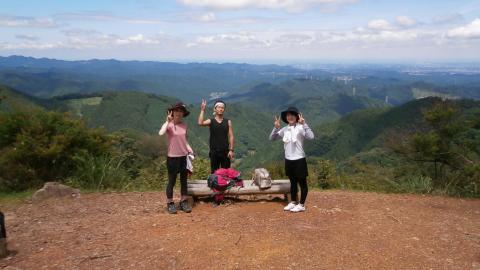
[209,118,229,153]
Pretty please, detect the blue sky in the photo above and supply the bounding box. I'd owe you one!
[1,0,479,62]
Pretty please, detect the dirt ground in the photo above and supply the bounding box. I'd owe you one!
[1,190,479,270]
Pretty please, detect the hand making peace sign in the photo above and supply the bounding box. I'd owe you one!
[298,113,305,125]
[200,99,207,112]
[274,115,281,129]
[166,110,173,122]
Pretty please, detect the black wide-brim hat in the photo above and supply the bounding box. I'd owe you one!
[168,102,190,117]
[281,106,300,123]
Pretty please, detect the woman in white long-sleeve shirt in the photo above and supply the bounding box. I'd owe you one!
[269,106,314,212]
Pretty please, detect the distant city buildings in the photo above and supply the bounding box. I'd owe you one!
[334,75,353,84]
[209,91,228,100]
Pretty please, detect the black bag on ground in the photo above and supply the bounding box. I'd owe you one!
[0,211,6,258]
[0,212,5,239]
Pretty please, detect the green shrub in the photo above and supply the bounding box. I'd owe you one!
[66,153,131,191]
[0,110,111,191]
[262,161,287,180]
[311,159,336,189]
[190,156,211,181]
[133,157,168,190]
[396,175,433,194]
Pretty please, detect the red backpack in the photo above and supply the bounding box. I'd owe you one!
[207,168,243,203]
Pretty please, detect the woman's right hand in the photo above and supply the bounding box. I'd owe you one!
[274,115,281,129]
[166,110,173,122]
[200,99,207,112]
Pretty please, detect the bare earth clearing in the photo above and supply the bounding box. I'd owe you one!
[1,190,479,270]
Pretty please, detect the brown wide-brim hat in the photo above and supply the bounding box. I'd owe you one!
[168,102,190,117]
[281,106,300,124]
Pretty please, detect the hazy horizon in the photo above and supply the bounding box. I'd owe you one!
[1,1,480,62]
[2,54,480,67]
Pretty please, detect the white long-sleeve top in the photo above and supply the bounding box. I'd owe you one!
[269,123,314,160]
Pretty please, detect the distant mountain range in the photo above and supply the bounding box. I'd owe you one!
[0,55,307,102]
[1,56,479,104]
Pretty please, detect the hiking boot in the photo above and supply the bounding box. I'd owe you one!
[290,204,305,213]
[284,202,297,211]
[167,202,177,214]
[180,200,192,213]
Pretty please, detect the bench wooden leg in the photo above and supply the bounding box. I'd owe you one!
[284,193,291,202]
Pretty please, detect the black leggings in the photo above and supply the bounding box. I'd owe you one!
[285,158,309,204]
[166,156,188,199]
[290,177,308,204]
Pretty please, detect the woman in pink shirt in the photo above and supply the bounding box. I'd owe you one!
[159,102,193,214]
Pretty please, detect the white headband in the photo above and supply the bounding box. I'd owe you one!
[214,101,225,109]
[213,101,225,115]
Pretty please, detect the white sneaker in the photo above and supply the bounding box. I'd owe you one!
[284,202,297,211]
[290,204,305,212]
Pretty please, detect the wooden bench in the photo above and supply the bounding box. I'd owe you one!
[187,179,291,201]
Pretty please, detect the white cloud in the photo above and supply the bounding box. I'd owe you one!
[366,17,418,32]
[275,33,315,46]
[59,30,175,49]
[318,28,421,44]
[0,28,182,51]
[117,34,150,45]
[1,14,477,60]
[367,19,392,30]
[0,15,58,28]
[447,18,480,39]
[124,19,167,24]
[196,36,215,44]
[15,34,39,41]
[191,31,275,49]
[0,30,175,50]
[53,12,118,22]
[185,42,198,48]
[54,11,169,25]
[189,26,425,52]
[225,17,273,25]
[198,12,216,22]
[196,32,257,44]
[396,16,416,27]
[194,15,283,27]
[177,0,357,12]
[0,41,63,50]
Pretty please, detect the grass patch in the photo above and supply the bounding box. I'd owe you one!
[0,190,35,209]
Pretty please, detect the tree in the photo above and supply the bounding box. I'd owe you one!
[393,100,480,196]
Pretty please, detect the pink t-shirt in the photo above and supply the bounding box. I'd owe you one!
[166,122,189,157]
